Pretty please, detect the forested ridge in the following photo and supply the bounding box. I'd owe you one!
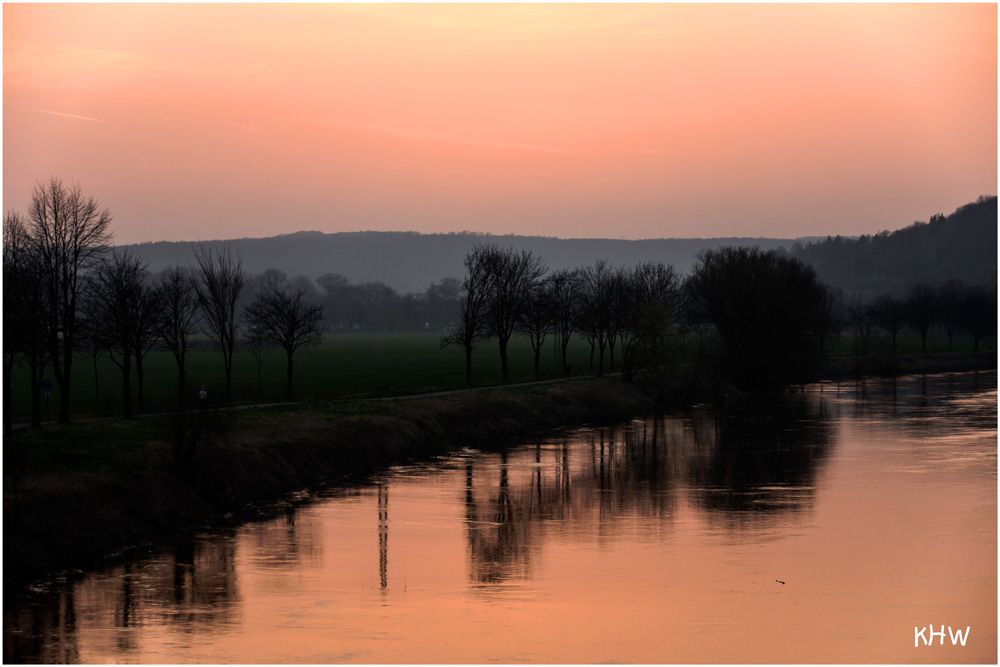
[791,196,997,297]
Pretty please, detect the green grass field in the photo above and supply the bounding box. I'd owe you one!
[8,328,994,424]
[7,332,605,423]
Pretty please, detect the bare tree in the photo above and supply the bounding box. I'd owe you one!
[937,280,965,351]
[871,294,905,354]
[27,178,113,423]
[482,245,547,383]
[548,268,584,374]
[243,288,324,398]
[847,295,876,357]
[132,274,161,411]
[442,245,493,385]
[194,243,245,398]
[83,249,152,418]
[958,285,997,354]
[905,283,938,352]
[243,320,273,400]
[4,211,51,430]
[618,261,682,379]
[515,280,553,377]
[156,266,201,405]
[577,260,616,375]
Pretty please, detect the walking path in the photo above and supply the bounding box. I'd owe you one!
[8,373,607,430]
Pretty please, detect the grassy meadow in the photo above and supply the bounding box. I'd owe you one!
[8,327,993,425]
[7,332,602,423]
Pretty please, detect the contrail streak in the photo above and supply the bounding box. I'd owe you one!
[27,108,104,123]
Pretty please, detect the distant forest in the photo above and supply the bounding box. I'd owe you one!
[127,197,997,301]
[129,233,805,296]
[791,196,997,298]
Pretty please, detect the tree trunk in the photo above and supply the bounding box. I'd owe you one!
[464,345,473,386]
[135,354,145,411]
[223,348,233,398]
[58,328,74,424]
[177,363,187,408]
[30,362,42,428]
[121,355,133,419]
[533,345,541,377]
[499,341,509,383]
[3,361,12,434]
[93,352,101,414]
[286,351,294,399]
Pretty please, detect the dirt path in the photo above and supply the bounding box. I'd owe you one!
[9,374,603,430]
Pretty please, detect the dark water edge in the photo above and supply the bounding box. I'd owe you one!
[4,352,994,594]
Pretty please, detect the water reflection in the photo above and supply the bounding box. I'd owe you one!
[4,587,79,663]
[5,531,240,662]
[378,483,388,591]
[687,396,833,525]
[4,372,995,664]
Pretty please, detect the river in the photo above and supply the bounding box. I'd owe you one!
[4,371,996,663]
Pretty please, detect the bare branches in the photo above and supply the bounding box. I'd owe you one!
[156,266,201,403]
[193,243,245,396]
[441,244,494,385]
[82,248,152,418]
[26,178,113,422]
[481,245,547,383]
[243,288,324,398]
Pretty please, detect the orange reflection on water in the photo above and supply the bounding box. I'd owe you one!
[5,372,996,663]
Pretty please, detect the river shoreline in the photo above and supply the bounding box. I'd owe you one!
[4,351,995,591]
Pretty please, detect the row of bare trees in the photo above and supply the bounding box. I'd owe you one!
[4,180,326,429]
[843,280,997,357]
[443,244,688,385]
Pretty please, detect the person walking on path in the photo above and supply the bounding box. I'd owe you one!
[199,385,208,411]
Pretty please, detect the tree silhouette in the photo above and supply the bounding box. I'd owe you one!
[618,261,683,380]
[515,280,553,377]
[904,283,937,352]
[243,288,324,398]
[3,211,51,430]
[958,285,997,354]
[871,294,905,354]
[194,244,245,398]
[685,246,827,387]
[442,244,493,385]
[83,249,154,418]
[156,266,201,405]
[481,245,547,383]
[577,260,616,375]
[27,178,113,422]
[548,268,584,374]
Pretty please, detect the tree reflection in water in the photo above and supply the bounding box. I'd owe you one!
[463,391,835,581]
[5,531,241,662]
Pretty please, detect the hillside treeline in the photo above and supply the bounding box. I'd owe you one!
[791,196,997,297]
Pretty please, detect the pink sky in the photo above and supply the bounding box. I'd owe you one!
[3,3,997,244]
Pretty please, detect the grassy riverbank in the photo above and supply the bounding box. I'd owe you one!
[5,350,995,590]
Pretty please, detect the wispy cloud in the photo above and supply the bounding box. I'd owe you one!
[28,108,104,123]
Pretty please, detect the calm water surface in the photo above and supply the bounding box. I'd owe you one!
[5,372,996,663]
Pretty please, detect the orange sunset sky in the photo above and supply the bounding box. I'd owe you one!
[3,3,997,245]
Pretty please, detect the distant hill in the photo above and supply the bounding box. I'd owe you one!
[791,196,997,297]
[124,197,996,297]
[126,232,812,295]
